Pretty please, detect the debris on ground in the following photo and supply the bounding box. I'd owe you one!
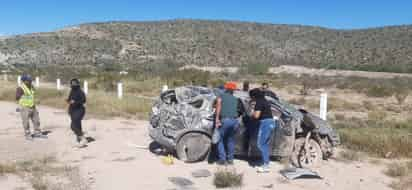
[162,154,174,165]
[191,169,211,178]
[280,167,322,180]
[168,177,194,187]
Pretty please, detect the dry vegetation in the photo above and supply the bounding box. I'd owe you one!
[385,161,412,190]
[0,80,154,119]
[213,169,243,189]
[0,156,88,190]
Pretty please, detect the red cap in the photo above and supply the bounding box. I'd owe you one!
[224,82,237,90]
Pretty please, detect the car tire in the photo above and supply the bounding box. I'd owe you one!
[176,132,211,163]
[291,137,322,168]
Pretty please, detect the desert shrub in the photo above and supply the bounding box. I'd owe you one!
[390,176,412,190]
[334,113,346,121]
[367,110,387,124]
[338,150,363,162]
[239,63,270,75]
[364,85,394,97]
[328,97,362,111]
[384,162,410,178]
[392,77,410,105]
[92,72,121,91]
[0,162,18,176]
[288,97,306,105]
[299,74,322,95]
[362,100,375,110]
[213,169,243,188]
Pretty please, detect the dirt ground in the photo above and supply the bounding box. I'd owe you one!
[0,101,394,190]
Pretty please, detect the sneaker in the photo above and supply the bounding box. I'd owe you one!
[257,165,270,173]
[216,160,226,166]
[227,160,234,165]
[25,135,34,141]
[78,136,88,147]
[32,133,48,139]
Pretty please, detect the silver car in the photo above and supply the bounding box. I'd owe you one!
[149,86,340,168]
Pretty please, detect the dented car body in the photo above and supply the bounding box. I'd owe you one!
[149,86,340,168]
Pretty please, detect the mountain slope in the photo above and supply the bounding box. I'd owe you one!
[1,20,412,73]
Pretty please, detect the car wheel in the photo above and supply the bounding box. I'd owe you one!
[291,137,322,168]
[176,133,211,162]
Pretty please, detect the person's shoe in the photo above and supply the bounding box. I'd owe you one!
[227,160,234,165]
[256,165,270,173]
[32,133,48,139]
[25,135,34,141]
[79,136,88,146]
[216,160,226,166]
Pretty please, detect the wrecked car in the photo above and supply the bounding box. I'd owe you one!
[149,86,340,168]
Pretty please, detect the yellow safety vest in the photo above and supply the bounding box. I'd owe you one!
[19,83,35,108]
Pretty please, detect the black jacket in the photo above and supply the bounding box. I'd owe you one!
[67,87,86,112]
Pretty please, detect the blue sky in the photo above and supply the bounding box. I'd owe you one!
[0,0,411,35]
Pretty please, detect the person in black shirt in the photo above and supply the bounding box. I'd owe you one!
[261,82,279,100]
[66,78,87,148]
[249,88,277,173]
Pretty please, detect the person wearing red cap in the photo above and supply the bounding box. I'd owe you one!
[215,82,241,165]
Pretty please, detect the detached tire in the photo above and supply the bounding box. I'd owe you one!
[291,138,322,168]
[176,133,211,162]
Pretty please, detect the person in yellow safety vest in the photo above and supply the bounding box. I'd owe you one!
[16,74,47,140]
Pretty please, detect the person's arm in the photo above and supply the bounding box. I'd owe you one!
[16,87,23,101]
[215,97,222,127]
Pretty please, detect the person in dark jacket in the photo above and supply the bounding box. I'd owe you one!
[66,78,87,148]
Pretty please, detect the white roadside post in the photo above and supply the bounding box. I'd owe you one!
[83,81,88,95]
[17,75,21,86]
[320,92,328,120]
[162,85,168,92]
[117,82,123,99]
[35,77,40,88]
[57,78,61,90]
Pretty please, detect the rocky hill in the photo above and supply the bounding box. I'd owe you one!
[1,20,412,73]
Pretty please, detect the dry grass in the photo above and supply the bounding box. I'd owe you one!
[391,176,412,190]
[384,162,410,178]
[338,149,363,162]
[385,161,412,190]
[336,118,412,158]
[328,97,363,112]
[0,81,153,119]
[0,162,18,176]
[213,169,243,189]
[0,155,89,190]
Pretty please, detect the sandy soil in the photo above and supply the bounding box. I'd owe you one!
[0,101,394,190]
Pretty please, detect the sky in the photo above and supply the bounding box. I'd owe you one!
[0,0,411,35]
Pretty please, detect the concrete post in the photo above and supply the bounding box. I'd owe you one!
[117,82,123,99]
[320,93,328,120]
[162,85,168,92]
[17,76,21,86]
[57,78,61,90]
[35,77,40,88]
[84,81,88,95]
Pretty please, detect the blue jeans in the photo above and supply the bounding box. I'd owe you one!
[217,118,239,161]
[257,118,277,166]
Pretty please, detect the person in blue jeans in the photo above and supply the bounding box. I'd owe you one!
[215,82,240,165]
[249,88,277,173]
